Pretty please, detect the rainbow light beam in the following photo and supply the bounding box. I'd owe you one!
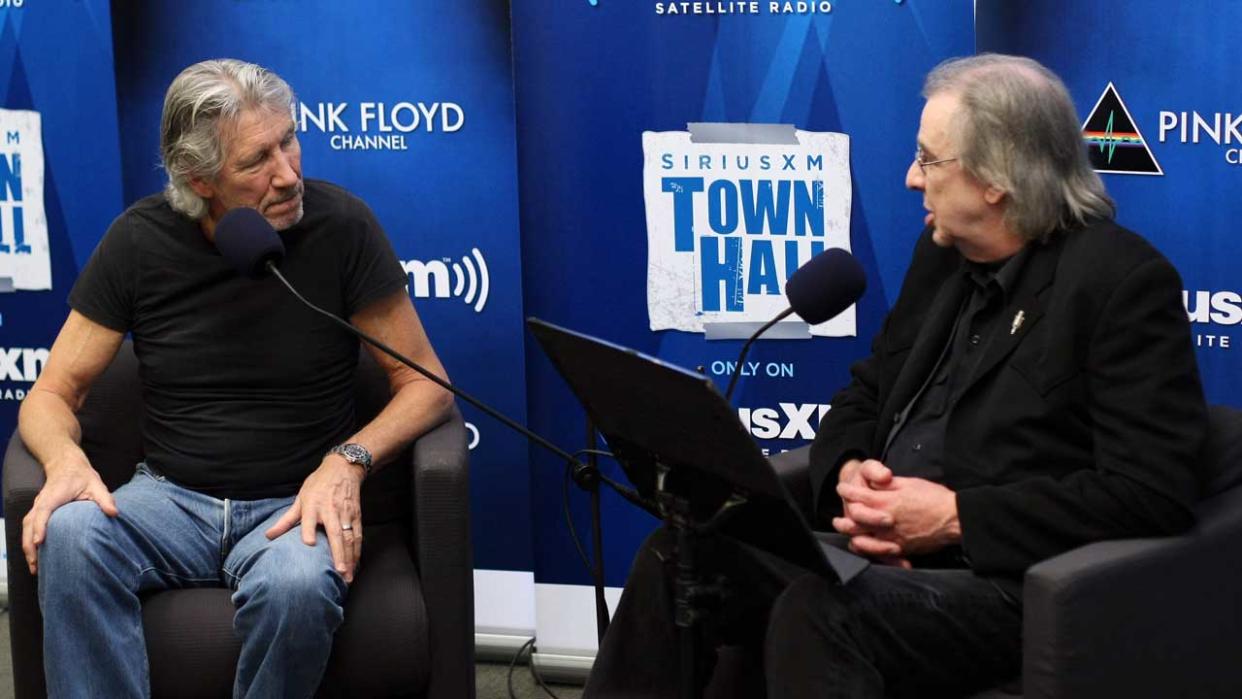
[1082,111,1144,164]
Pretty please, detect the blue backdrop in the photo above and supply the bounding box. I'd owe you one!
[0,1,124,463]
[511,0,974,595]
[5,0,1235,660]
[976,1,1242,407]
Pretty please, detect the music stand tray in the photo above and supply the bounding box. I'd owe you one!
[527,317,867,584]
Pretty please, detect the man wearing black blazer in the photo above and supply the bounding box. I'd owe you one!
[586,54,1206,699]
[810,218,1203,586]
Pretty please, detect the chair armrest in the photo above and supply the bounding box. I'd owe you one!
[4,428,46,514]
[1021,483,1242,699]
[410,405,475,699]
[4,430,49,699]
[769,445,813,519]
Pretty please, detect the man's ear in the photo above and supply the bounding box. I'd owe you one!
[984,184,1007,206]
[188,175,215,200]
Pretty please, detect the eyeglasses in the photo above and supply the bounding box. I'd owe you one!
[914,147,958,174]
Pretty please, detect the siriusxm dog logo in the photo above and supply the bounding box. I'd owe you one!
[1,109,51,291]
[402,248,490,313]
[641,128,855,337]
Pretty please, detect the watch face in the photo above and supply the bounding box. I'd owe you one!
[338,443,371,467]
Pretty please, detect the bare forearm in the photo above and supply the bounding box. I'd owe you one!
[344,291,455,471]
[18,310,124,475]
[345,378,454,471]
[17,388,88,475]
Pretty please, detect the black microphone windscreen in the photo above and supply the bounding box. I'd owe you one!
[784,248,866,325]
[214,207,285,279]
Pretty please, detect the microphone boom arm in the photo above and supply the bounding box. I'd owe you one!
[723,306,795,401]
[266,262,649,510]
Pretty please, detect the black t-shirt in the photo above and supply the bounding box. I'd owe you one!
[69,179,408,499]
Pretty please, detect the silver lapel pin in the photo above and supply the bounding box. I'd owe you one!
[1010,310,1026,336]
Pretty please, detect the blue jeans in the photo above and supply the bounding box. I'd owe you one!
[37,464,347,699]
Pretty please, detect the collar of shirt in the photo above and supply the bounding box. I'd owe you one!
[961,244,1033,303]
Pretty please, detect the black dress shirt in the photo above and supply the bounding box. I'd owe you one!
[884,247,1031,481]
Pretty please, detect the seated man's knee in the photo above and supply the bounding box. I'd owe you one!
[245,539,346,612]
[40,502,111,564]
[768,573,852,641]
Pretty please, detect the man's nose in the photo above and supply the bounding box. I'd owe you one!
[905,160,924,191]
[271,150,299,188]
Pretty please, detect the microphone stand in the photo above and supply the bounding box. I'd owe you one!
[723,307,794,401]
[586,421,611,642]
[266,262,633,642]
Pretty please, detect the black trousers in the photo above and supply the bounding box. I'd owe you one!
[584,528,1022,699]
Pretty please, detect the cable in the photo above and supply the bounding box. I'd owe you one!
[507,637,535,699]
[596,471,644,507]
[562,460,593,576]
[574,448,615,460]
[562,448,619,579]
[570,448,652,513]
[560,447,649,582]
[507,636,562,699]
[528,649,563,699]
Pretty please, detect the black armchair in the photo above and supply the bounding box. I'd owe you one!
[3,341,475,698]
[761,404,1242,698]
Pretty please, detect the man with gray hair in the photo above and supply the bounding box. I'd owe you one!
[18,59,452,696]
[586,54,1205,698]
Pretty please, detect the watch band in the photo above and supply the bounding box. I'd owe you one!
[328,443,372,477]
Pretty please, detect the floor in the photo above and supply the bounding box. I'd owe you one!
[0,612,11,699]
[476,659,586,699]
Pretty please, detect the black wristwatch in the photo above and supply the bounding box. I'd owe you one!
[328,443,372,478]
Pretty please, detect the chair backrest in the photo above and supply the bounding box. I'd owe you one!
[76,340,411,524]
[76,342,145,488]
[1202,404,1242,498]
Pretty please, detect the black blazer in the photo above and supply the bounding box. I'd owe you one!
[810,220,1207,579]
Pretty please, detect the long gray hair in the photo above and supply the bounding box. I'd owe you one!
[160,59,295,219]
[924,54,1114,241]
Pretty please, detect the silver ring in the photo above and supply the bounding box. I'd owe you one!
[341,523,353,531]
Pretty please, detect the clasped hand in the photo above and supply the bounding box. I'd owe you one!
[265,455,365,584]
[831,459,961,567]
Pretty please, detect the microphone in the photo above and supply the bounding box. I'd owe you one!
[214,208,286,279]
[785,247,867,324]
[723,248,866,401]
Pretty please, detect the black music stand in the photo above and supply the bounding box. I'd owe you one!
[528,318,867,699]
